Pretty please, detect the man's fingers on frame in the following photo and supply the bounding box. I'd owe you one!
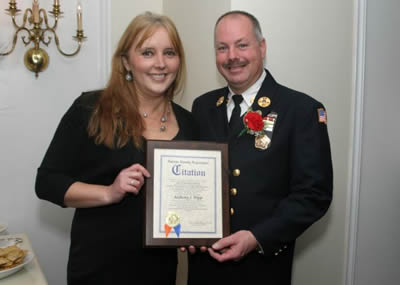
[208,248,223,261]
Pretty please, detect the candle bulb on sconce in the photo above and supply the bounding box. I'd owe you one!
[0,0,87,77]
[50,0,61,17]
[32,0,40,24]
[8,0,18,13]
[77,3,83,31]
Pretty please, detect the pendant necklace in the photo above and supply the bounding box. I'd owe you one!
[142,101,170,132]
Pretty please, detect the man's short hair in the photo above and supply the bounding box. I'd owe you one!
[214,10,263,42]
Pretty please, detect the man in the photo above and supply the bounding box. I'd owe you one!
[188,11,333,284]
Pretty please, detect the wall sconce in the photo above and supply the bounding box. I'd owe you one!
[0,0,86,78]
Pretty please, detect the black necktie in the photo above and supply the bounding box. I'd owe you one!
[229,94,243,130]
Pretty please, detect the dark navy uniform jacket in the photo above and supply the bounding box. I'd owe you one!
[188,70,333,285]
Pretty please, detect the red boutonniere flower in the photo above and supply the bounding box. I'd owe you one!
[244,112,264,131]
[238,108,278,150]
[239,109,268,137]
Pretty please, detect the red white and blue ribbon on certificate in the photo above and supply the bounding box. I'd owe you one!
[165,211,181,237]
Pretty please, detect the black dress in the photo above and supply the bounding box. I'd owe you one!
[35,90,198,284]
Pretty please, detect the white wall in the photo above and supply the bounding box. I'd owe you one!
[111,0,163,52]
[352,0,400,283]
[0,1,110,284]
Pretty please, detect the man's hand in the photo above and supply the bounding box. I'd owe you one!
[180,246,207,254]
[208,230,258,262]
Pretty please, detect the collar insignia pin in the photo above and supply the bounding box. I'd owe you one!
[257,97,271,108]
[216,96,225,107]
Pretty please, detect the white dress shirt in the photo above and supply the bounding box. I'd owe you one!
[227,70,267,121]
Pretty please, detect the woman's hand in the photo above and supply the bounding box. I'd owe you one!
[64,164,150,208]
[106,164,151,204]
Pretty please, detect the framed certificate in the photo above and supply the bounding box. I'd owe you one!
[144,140,230,247]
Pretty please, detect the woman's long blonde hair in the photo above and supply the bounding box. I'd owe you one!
[88,12,186,148]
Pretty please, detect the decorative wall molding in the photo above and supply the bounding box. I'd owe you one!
[345,0,367,284]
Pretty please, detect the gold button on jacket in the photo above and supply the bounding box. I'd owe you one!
[230,188,238,196]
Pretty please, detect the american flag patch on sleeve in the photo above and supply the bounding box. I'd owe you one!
[317,108,327,124]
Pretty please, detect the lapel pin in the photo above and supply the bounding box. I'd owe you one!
[257,96,271,108]
[216,96,225,107]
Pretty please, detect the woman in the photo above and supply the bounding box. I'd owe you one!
[35,12,197,284]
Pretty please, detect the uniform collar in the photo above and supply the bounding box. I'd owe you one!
[227,70,267,109]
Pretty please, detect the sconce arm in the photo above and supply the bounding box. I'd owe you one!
[41,8,58,30]
[10,8,30,29]
[0,27,30,56]
[52,30,83,57]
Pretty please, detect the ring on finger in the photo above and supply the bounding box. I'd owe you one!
[130,179,137,186]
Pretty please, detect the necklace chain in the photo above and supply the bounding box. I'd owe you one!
[142,101,170,132]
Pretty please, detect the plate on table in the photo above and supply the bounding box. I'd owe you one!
[0,222,8,234]
[0,238,34,279]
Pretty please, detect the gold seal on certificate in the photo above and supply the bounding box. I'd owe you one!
[166,211,180,227]
[144,140,230,247]
[164,211,181,237]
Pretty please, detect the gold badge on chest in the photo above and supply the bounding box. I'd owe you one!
[255,134,271,150]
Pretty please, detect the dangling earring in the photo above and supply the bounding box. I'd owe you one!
[125,71,133,82]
